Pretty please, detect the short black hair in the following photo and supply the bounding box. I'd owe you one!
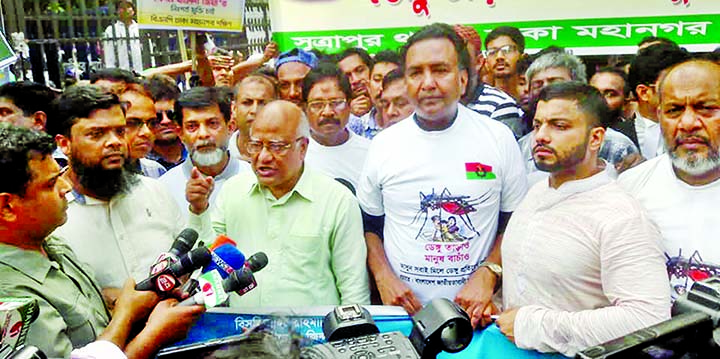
[0,82,58,117]
[0,124,56,196]
[593,67,630,97]
[400,23,470,72]
[90,68,138,85]
[372,50,401,71]
[174,86,233,124]
[49,85,122,137]
[382,68,405,90]
[485,26,525,53]
[638,36,677,49]
[628,44,690,97]
[145,74,181,102]
[337,47,374,69]
[537,81,611,129]
[301,62,353,103]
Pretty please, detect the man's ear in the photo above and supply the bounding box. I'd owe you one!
[227,119,237,133]
[0,193,17,222]
[459,69,469,97]
[589,126,606,152]
[31,111,47,131]
[635,84,652,103]
[55,134,71,157]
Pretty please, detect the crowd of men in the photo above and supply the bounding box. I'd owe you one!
[0,19,718,359]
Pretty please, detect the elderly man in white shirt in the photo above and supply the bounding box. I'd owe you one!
[495,82,670,357]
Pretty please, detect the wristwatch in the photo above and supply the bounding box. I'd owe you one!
[478,261,502,292]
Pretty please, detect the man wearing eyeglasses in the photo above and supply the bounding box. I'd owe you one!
[118,82,167,178]
[303,63,370,193]
[145,74,188,170]
[159,86,251,217]
[187,100,370,307]
[484,26,525,103]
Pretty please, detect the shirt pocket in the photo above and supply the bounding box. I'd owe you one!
[59,292,99,348]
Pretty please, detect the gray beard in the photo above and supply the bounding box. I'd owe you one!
[670,148,720,176]
[191,147,226,167]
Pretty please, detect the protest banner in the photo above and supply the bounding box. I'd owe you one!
[269,0,719,55]
[137,0,245,32]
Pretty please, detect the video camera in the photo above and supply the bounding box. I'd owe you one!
[576,276,720,358]
[300,298,473,359]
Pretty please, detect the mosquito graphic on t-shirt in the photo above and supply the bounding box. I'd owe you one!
[412,187,490,241]
[666,249,720,296]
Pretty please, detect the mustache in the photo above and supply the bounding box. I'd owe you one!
[533,144,556,154]
[318,118,341,126]
[675,135,711,147]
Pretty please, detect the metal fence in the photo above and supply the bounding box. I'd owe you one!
[1,0,272,87]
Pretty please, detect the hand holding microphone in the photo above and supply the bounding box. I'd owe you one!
[135,246,212,293]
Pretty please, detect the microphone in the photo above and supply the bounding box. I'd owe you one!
[180,252,269,307]
[209,235,236,250]
[149,228,199,275]
[136,246,212,293]
[202,243,246,279]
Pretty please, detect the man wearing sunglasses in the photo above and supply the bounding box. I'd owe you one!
[303,63,370,193]
[145,74,188,170]
[160,86,251,217]
[118,82,167,178]
[186,100,370,307]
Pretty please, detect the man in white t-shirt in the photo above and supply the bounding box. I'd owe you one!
[357,23,527,325]
[618,59,720,299]
[159,87,251,216]
[303,63,370,193]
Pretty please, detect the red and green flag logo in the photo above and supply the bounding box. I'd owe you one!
[465,162,496,180]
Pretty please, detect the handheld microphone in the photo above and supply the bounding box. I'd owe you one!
[180,267,258,307]
[149,228,199,275]
[136,246,212,293]
[209,235,236,250]
[202,243,246,279]
[180,251,269,307]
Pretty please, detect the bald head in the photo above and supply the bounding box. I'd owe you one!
[253,100,309,138]
[659,60,720,103]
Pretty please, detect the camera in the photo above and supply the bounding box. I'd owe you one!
[576,276,720,358]
[300,298,473,359]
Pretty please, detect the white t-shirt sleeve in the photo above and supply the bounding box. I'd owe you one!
[497,125,528,212]
[357,140,385,216]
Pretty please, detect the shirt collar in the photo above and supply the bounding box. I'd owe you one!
[551,165,613,194]
[250,166,315,204]
[0,242,52,283]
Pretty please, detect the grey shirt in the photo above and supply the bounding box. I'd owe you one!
[0,237,110,358]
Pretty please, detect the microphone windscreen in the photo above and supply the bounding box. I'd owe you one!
[209,235,237,250]
[222,267,256,293]
[173,246,212,276]
[203,244,246,278]
[170,228,199,256]
[246,252,268,273]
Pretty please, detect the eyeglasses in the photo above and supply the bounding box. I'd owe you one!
[156,110,177,123]
[306,99,347,114]
[246,137,305,156]
[126,117,160,131]
[484,44,518,58]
